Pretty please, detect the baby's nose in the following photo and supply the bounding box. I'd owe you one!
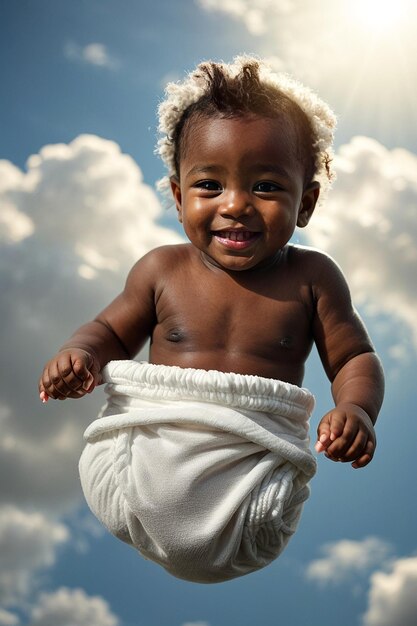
[219,189,254,218]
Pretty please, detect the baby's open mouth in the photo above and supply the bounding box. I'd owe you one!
[212,230,261,249]
[212,230,259,242]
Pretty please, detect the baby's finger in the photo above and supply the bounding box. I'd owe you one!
[59,358,94,395]
[352,439,376,469]
[326,423,359,459]
[316,416,332,452]
[43,357,82,400]
[40,368,65,400]
[52,362,80,398]
[327,412,347,442]
[59,353,100,397]
[41,374,85,400]
[70,353,94,382]
[82,372,96,392]
[340,430,369,462]
[72,352,102,391]
[315,437,327,453]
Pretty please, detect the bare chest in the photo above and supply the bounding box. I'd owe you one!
[153,272,314,363]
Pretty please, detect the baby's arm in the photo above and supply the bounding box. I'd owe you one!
[39,249,160,401]
[315,352,383,468]
[311,252,384,468]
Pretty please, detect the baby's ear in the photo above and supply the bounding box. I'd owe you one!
[297,182,320,228]
[170,176,183,223]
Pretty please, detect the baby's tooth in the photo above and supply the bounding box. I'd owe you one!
[218,231,253,241]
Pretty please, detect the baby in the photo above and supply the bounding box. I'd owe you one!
[39,56,384,583]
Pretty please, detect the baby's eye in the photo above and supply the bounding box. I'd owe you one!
[253,181,281,193]
[194,180,222,192]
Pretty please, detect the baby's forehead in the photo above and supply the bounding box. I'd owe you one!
[184,110,300,143]
[190,109,296,128]
[181,111,305,162]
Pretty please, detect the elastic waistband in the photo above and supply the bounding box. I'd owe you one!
[101,361,315,420]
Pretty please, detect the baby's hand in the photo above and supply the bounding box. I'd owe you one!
[39,348,101,402]
[315,403,376,469]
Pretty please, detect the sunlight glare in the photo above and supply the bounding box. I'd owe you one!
[351,0,409,32]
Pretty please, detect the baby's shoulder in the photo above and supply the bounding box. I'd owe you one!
[286,244,341,276]
[135,243,194,271]
[126,244,196,288]
[287,244,351,301]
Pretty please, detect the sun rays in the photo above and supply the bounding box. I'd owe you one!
[350,0,410,33]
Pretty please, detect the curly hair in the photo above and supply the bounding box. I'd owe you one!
[156,55,336,198]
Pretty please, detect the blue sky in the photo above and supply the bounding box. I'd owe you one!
[1,1,417,625]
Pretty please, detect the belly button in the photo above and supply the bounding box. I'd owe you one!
[167,330,184,343]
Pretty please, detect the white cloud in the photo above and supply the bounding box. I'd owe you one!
[197,0,293,35]
[64,42,119,70]
[82,44,114,67]
[306,537,392,586]
[0,506,69,607]
[0,134,181,611]
[20,134,178,271]
[0,609,20,626]
[305,136,417,354]
[0,203,34,243]
[0,160,35,243]
[362,556,417,626]
[0,135,182,516]
[28,587,119,626]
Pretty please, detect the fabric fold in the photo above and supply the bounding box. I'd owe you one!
[79,360,316,583]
